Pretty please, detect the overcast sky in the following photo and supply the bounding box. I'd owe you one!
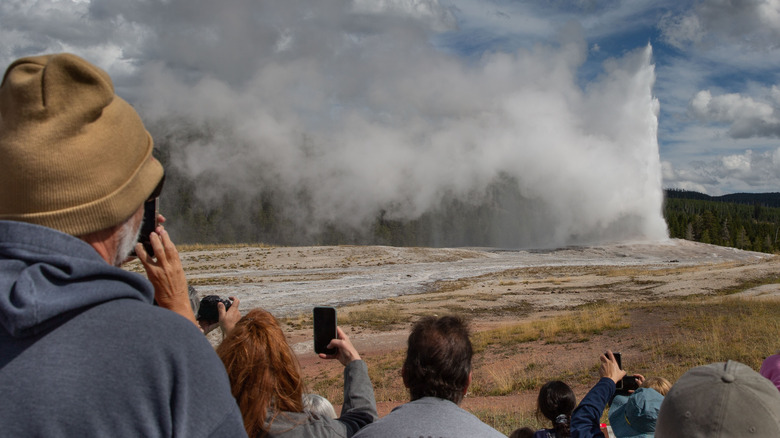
[1,0,778,205]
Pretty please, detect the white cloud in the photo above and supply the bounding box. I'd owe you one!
[663,147,780,194]
[689,89,780,139]
[660,0,780,50]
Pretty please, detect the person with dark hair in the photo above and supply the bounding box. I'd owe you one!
[353,315,505,438]
[0,53,245,437]
[534,380,576,438]
[217,307,377,437]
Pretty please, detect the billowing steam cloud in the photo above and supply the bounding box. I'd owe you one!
[99,0,667,247]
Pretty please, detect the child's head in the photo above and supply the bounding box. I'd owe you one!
[641,376,672,396]
[537,380,576,437]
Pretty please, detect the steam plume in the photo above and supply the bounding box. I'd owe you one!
[123,1,667,247]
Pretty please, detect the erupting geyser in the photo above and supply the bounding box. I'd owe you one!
[127,2,667,247]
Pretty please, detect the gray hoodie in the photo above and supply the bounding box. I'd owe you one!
[0,220,247,437]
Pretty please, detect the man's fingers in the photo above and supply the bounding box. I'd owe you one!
[148,231,166,263]
[135,242,154,267]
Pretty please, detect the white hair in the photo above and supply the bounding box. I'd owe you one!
[113,216,142,267]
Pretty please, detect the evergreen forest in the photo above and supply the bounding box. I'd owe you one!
[664,189,780,254]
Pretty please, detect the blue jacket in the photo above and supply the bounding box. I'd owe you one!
[0,221,247,437]
[608,388,663,437]
[571,378,616,438]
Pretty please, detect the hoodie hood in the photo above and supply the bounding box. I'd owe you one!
[0,220,153,338]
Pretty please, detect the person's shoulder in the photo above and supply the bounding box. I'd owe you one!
[86,298,210,352]
[267,411,347,438]
[354,399,504,438]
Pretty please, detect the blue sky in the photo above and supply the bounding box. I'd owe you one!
[1,1,778,217]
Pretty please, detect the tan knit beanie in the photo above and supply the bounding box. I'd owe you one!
[0,53,164,236]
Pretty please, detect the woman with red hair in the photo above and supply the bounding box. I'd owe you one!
[216,307,377,437]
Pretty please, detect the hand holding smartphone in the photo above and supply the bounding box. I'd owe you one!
[131,198,159,257]
[313,306,338,355]
[610,352,639,391]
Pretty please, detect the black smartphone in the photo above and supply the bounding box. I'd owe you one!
[133,198,158,256]
[612,352,624,389]
[313,306,337,355]
[621,375,640,391]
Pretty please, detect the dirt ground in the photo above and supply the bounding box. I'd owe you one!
[151,239,780,423]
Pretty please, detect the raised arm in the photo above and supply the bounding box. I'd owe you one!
[571,351,625,438]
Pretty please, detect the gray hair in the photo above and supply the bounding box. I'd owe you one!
[303,393,337,419]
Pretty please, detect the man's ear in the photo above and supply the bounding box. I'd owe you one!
[463,371,472,395]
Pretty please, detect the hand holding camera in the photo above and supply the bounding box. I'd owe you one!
[197,295,240,336]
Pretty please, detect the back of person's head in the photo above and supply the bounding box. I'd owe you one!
[508,426,535,438]
[216,308,304,437]
[303,393,337,419]
[403,315,472,404]
[656,360,780,437]
[609,387,663,437]
[536,380,575,437]
[0,53,163,236]
[641,376,672,396]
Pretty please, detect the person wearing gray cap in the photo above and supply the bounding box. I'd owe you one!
[0,53,246,437]
[655,360,780,437]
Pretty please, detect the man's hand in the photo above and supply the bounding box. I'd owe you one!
[319,327,361,366]
[136,226,198,327]
[600,350,626,384]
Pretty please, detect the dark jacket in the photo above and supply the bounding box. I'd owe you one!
[571,377,616,438]
[0,221,247,437]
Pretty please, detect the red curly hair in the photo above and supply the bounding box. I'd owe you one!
[216,308,304,437]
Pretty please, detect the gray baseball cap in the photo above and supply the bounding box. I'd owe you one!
[655,360,780,437]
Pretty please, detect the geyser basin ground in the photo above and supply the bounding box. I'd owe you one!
[130,238,777,321]
[127,239,780,419]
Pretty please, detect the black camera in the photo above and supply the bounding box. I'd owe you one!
[196,295,232,323]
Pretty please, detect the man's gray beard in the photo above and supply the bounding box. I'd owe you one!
[113,217,142,267]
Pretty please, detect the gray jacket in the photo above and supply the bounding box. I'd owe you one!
[263,360,378,437]
[352,396,506,438]
[0,221,247,437]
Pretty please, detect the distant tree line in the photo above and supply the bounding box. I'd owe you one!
[664,189,780,253]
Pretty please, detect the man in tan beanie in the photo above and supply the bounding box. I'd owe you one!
[0,53,247,437]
